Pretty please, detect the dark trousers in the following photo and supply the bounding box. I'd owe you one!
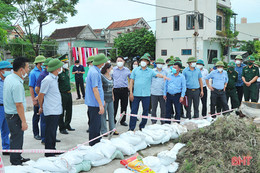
[226,88,239,109]
[186,89,200,119]
[236,86,244,105]
[129,96,150,131]
[75,77,85,99]
[210,90,229,116]
[166,93,181,123]
[257,82,260,102]
[151,95,166,124]
[40,113,46,143]
[5,114,24,165]
[45,115,59,157]
[88,106,101,146]
[243,83,258,102]
[32,105,40,137]
[200,87,207,116]
[113,88,128,123]
[59,92,73,131]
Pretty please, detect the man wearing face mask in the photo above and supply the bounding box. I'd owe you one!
[196,59,208,117]
[129,56,169,131]
[150,58,168,124]
[72,60,85,100]
[29,55,46,141]
[4,57,30,165]
[112,57,131,126]
[164,62,186,122]
[182,57,204,119]
[206,61,229,117]
[85,54,107,146]
[242,56,259,102]
[0,61,12,155]
[85,56,94,79]
[58,56,74,135]
[38,59,63,157]
[234,55,246,104]
[226,62,239,109]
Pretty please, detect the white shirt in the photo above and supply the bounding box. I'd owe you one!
[200,68,209,87]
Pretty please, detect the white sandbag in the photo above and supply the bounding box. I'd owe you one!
[135,130,154,145]
[33,157,69,172]
[170,143,186,154]
[114,168,133,173]
[5,166,44,173]
[158,165,168,173]
[171,123,187,135]
[111,137,136,156]
[91,157,112,167]
[82,147,104,162]
[157,150,176,166]
[146,124,171,131]
[161,131,171,144]
[59,150,84,166]
[143,156,162,172]
[167,162,179,173]
[93,139,117,159]
[120,131,142,146]
[142,128,165,141]
[134,140,147,151]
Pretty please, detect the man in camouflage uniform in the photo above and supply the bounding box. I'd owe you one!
[226,62,239,109]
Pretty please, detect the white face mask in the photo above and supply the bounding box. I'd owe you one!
[117,62,124,67]
[109,70,113,75]
[21,69,27,79]
[133,65,138,69]
[217,68,223,72]
[108,60,111,63]
[196,65,203,69]
[235,60,241,65]
[76,65,79,67]
[191,62,196,67]
[157,64,163,69]
[63,63,68,69]
[58,67,63,74]
[140,61,147,67]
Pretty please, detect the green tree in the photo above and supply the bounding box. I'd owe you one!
[113,28,155,59]
[239,40,256,55]
[4,0,79,56]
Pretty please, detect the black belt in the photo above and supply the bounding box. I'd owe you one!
[114,87,128,90]
[167,93,181,96]
[61,91,71,93]
[213,88,224,92]
[0,104,3,106]
[187,88,199,91]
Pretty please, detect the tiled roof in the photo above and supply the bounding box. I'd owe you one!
[106,18,141,30]
[93,29,102,34]
[50,25,86,39]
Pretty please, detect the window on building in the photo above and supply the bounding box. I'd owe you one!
[181,49,192,55]
[186,14,204,30]
[15,35,19,38]
[174,16,180,31]
[162,17,167,23]
[161,50,167,56]
[216,16,222,31]
[208,50,218,64]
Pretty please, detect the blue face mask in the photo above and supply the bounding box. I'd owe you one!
[3,71,12,77]
[170,66,177,74]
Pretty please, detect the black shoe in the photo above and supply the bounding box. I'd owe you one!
[21,157,30,163]
[67,127,75,131]
[60,130,69,134]
[34,135,41,140]
[86,129,89,133]
[41,141,45,145]
[120,122,128,126]
[76,98,81,100]
[56,139,61,142]
[2,152,10,155]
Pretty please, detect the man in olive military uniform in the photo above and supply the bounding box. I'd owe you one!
[242,56,259,102]
[226,62,239,109]
[58,55,75,134]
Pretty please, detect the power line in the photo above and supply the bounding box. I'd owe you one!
[146,11,192,23]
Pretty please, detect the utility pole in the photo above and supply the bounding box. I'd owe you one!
[194,0,199,58]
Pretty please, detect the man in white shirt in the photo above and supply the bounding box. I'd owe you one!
[196,59,208,117]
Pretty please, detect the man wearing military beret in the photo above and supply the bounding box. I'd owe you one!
[242,56,259,102]
[226,62,239,109]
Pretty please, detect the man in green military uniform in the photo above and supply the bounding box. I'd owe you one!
[58,55,75,134]
[226,62,239,109]
[242,56,259,102]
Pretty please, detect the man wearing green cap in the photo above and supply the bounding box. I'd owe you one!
[234,55,246,104]
[29,55,46,141]
[226,62,239,109]
[254,61,260,101]
[206,61,229,117]
[151,58,168,124]
[182,57,204,119]
[129,55,169,130]
[58,55,74,135]
[143,53,155,69]
[85,53,107,146]
[85,56,94,77]
[210,57,219,72]
[242,56,259,102]
[38,59,63,157]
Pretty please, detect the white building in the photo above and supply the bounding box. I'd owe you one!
[156,0,233,67]
[237,18,260,41]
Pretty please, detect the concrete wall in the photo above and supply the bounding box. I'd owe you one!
[78,26,97,40]
[237,23,260,41]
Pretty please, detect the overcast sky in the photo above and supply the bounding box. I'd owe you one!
[37,0,260,37]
